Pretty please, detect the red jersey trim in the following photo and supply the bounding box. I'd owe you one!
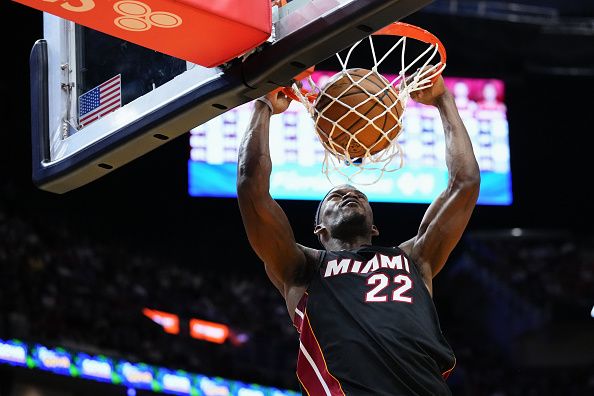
[442,356,456,380]
[294,293,345,396]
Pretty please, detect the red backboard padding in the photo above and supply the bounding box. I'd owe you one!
[14,0,272,68]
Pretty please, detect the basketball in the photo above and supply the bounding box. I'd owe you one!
[314,68,404,158]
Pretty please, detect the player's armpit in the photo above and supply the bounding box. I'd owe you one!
[410,176,479,283]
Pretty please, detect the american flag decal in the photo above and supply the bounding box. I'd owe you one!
[78,74,122,127]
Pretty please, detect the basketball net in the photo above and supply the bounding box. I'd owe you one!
[287,22,446,186]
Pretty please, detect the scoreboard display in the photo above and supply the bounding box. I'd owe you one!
[189,72,512,205]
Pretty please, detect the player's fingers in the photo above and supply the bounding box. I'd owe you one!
[278,91,291,106]
[274,90,292,111]
[410,89,422,99]
[404,65,436,87]
[283,97,293,110]
[272,90,285,104]
[404,72,418,86]
[267,88,282,101]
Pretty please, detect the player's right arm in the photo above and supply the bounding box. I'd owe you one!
[236,91,319,308]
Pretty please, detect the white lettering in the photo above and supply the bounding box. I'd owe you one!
[392,275,413,303]
[365,274,389,302]
[43,0,95,13]
[361,255,379,274]
[324,254,411,277]
[350,260,362,273]
[380,254,403,270]
[324,259,351,277]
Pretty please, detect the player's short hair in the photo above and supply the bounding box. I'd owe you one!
[314,189,334,227]
[314,184,372,226]
[314,185,372,246]
[314,189,335,247]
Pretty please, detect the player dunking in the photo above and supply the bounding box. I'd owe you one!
[236,73,480,395]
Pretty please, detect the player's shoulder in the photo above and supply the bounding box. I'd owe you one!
[297,244,324,265]
[397,238,414,256]
[323,244,405,253]
[293,244,324,285]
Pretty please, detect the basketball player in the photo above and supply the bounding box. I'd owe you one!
[236,73,480,395]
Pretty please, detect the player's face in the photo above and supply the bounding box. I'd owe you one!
[319,185,374,231]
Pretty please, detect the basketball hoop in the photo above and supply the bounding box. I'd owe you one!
[283,22,447,185]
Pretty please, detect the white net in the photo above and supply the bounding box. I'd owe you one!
[290,24,446,185]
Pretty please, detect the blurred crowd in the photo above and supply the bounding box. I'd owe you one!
[0,196,297,387]
[464,231,593,321]
[1,195,593,394]
[441,231,594,396]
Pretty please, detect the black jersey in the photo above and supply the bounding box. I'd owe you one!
[292,245,455,396]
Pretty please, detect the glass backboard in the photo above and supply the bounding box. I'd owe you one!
[27,0,433,193]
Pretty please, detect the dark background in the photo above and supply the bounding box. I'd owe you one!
[2,0,594,395]
[4,1,594,245]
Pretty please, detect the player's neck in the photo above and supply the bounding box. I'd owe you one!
[324,236,372,251]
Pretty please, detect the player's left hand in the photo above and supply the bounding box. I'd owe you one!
[265,89,293,114]
[409,67,447,107]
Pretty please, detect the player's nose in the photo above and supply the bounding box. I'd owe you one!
[342,191,359,201]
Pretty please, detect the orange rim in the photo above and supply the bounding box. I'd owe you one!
[273,66,317,103]
[373,22,447,65]
[273,23,446,103]
[292,66,315,82]
[281,86,318,103]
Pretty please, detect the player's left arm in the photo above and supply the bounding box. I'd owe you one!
[400,75,480,292]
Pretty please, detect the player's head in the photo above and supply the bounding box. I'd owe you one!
[314,184,379,247]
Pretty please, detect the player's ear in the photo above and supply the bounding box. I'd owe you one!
[371,224,379,236]
[314,224,325,236]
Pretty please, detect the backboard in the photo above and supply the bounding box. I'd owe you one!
[27,0,433,193]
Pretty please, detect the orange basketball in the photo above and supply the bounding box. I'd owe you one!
[314,68,403,158]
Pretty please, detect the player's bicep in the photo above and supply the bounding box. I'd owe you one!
[237,189,308,289]
[412,182,479,277]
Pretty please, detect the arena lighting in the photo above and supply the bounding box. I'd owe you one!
[189,319,230,344]
[142,308,180,334]
[33,345,71,375]
[590,305,594,318]
[142,309,232,344]
[0,338,299,395]
[0,339,27,366]
[511,228,523,237]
